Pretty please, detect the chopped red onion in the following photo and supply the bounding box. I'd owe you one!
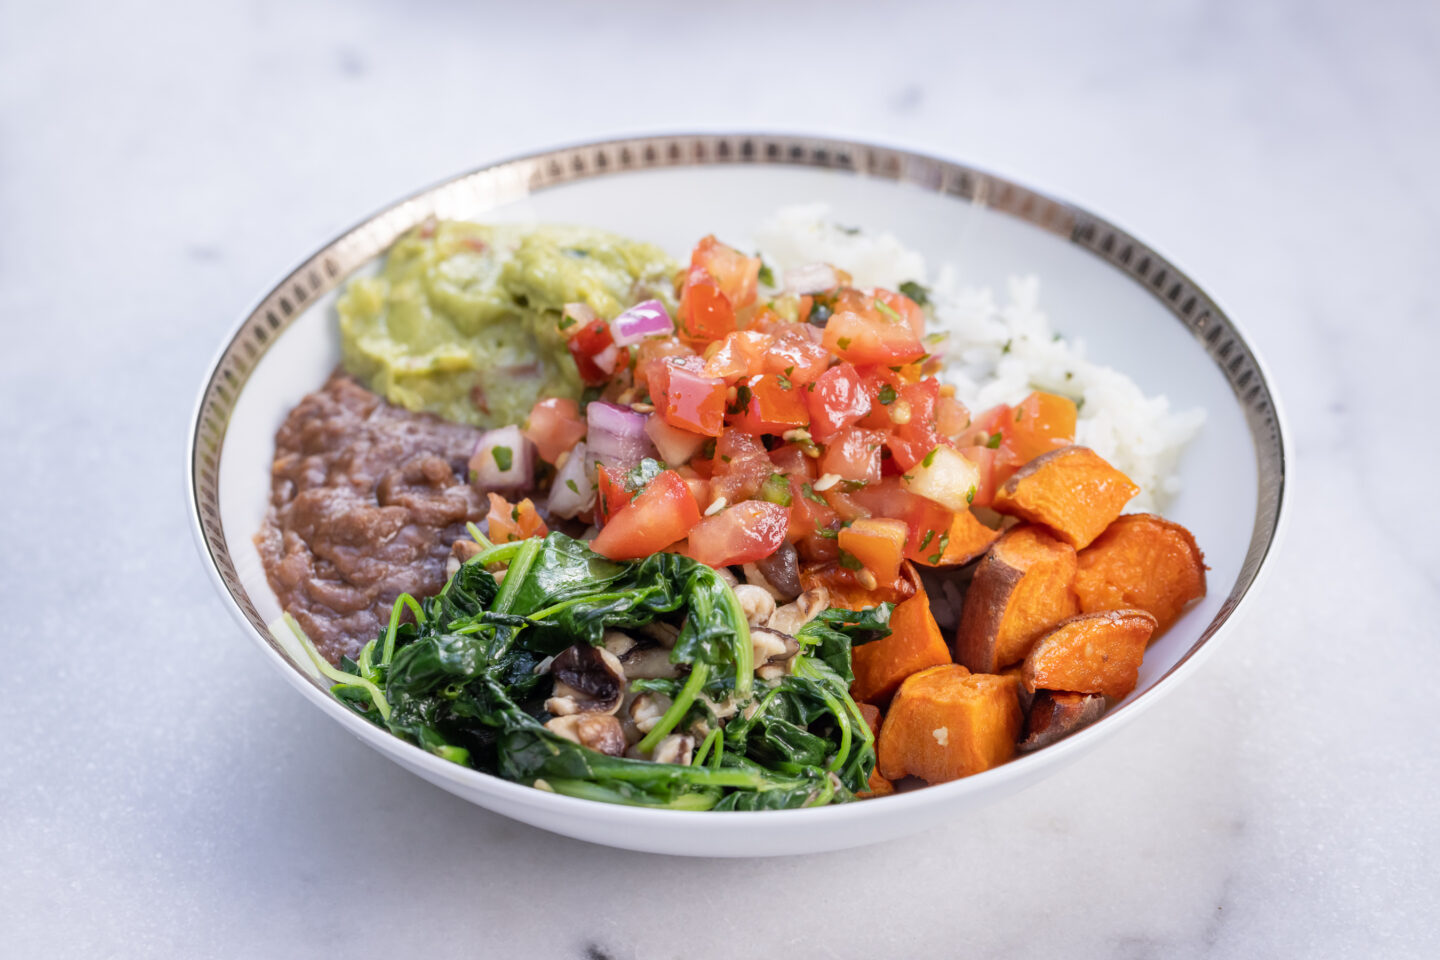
[586,401,653,473]
[784,263,840,296]
[592,342,621,375]
[609,299,673,347]
[468,425,533,490]
[548,442,596,518]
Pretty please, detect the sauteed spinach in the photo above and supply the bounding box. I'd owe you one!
[288,531,888,810]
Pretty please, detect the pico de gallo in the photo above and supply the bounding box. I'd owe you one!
[471,233,1080,607]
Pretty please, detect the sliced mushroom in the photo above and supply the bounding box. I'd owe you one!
[742,563,785,601]
[618,642,682,680]
[629,691,672,734]
[651,733,695,766]
[767,586,830,637]
[751,626,801,680]
[755,542,802,601]
[544,644,626,716]
[544,713,626,756]
[732,584,776,628]
[602,629,638,659]
[638,621,680,648]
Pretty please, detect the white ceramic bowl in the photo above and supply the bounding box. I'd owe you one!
[189,134,1286,857]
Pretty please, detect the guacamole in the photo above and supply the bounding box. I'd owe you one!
[338,220,677,428]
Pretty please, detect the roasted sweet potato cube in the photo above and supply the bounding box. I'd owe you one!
[857,702,883,740]
[1018,689,1107,751]
[851,583,953,704]
[857,767,896,799]
[910,506,1002,568]
[993,446,1139,549]
[877,666,1021,783]
[954,525,1080,673]
[1075,513,1207,636]
[1022,609,1158,699]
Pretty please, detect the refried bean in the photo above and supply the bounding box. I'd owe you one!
[255,373,487,663]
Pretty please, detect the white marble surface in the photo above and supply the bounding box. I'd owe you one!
[3,0,1437,956]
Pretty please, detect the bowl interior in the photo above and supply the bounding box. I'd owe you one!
[193,136,1282,850]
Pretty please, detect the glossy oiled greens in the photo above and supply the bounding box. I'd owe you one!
[292,531,887,810]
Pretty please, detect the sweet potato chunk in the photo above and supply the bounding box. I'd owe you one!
[877,666,1021,783]
[911,507,1002,568]
[857,702,883,740]
[858,768,896,798]
[1018,690,1106,751]
[993,446,1139,550]
[1075,513,1207,636]
[1022,609,1158,699]
[851,584,952,704]
[954,525,1080,673]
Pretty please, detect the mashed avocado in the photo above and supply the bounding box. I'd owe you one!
[338,220,677,428]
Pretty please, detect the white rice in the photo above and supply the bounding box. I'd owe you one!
[753,204,1205,512]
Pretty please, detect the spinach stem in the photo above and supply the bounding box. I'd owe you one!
[693,727,721,768]
[284,614,391,720]
[492,539,542,615]
[637,661,710,754]
[379,593,425,668]
[715,575,752,699]
[526,591,635,622]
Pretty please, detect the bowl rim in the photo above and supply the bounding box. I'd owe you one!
[187,131,1288,825]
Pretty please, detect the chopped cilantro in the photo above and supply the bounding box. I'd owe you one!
[838,549,864,571]
[985,432,1003,449]
[921,447,938,468]
[468,468,478,484]
[966,485,976,504]
[777,374,793,390]
[802,483,827,505]
[566,479,580,494]
[784,365,795,377]
[1001,339,1012,355]
[757,261,775,287]
[625,457,666,491]
[899,280,931,306]
[873,298,903,323]
[837,336,853,350]
[878,383,897,405]
[816,527,839,539]
[918,529,936,551]
[510,505,520,522]
[1052,332,1063,342]
[558,314,576,330]
[926,532,950,564]
[837,224,861,235]
[492,446,514,472]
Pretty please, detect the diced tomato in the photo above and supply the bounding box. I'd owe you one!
[486,493,550,543]
[567,318,616,387]
[702,330,771,381]
[677,266,736,343]
[645,414,709,465]
[871,287,926,338]
[652,357,727,437]
[935,395,971,440]
[839,517,909,585]
[708,430,775,505]
[807,362,872,442]
[763,325,832,384]
[1006,391,1078,463]
[680,474,711,512]
[821,488,872,523]
[634,338,695,393]
[822,289,926,366]
[590,470,701,560]
[685,500,790,568]
[769,443,817,480]
[819,427,887,484]
[886,379,941,471]
[594,464,633,525]
[690,235,761,311]
[524,397,587,464]
[732,374,810,436]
